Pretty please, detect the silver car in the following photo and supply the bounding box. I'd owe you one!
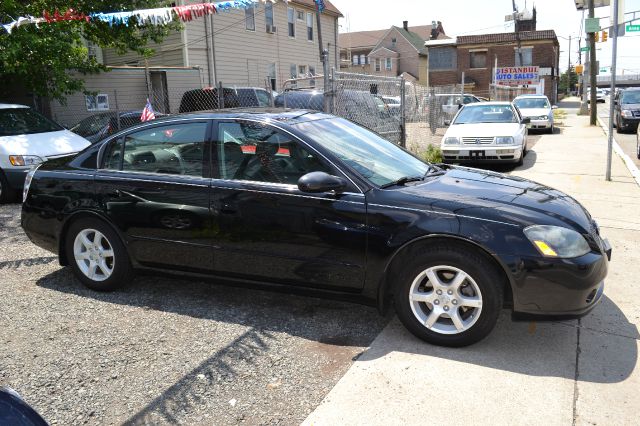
[513,94,556,134]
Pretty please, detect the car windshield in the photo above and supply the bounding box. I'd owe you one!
[293,117,429,187]
[621,91,640,104]
[514,98,550,109]
[70,113,112,137]
[0,108,63,136]
[453,105,518,124]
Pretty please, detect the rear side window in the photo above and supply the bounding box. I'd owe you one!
[102,122,208,177]
[0,108,63,136]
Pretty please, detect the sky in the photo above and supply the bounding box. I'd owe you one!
[330,0,640,75]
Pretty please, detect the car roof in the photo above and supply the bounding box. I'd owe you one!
[0,103,29,109]
[148,109,333,125]
[514,94,548,98]
[464,101,512,106]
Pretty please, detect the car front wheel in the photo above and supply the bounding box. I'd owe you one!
[393,243,503,347]
[65,218,132,291]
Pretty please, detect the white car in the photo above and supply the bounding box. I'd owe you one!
[441,102,528,165]
[513,94,556,133]
[0,104,91,202]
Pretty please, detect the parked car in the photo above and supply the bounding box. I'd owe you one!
[587,88,606,103]
[70,110,166,143]
[179,87,272,113]
[275,89,400,141]
[513,94,556,133]
[440,102,529,165]
[0,104,90,203]
[423,93,483,127]
[21,110,610,347]
[614,88,640,133]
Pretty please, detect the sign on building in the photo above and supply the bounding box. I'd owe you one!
[494,66,540,85]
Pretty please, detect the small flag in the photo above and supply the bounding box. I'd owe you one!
[140,98,156,122]
[315,0,325,13]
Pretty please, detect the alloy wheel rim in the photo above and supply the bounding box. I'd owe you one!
[408,265,483,335]
[73,229,115,282]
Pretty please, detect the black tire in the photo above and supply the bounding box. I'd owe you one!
[393,243,504,347]
[65,217,132,291]
[0,170,17,204]
[548,124,554,134]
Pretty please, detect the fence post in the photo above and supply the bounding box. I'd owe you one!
[329,67,335,115]
[400,75,406,148]
[217,81,224,109]
[322,49,330,113]
[114,89,121,131]
[266,77,274,107]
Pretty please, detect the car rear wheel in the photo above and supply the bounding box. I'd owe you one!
[393,244,503,347]
[65,218,131,291]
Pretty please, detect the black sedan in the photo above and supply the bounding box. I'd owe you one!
[21,110,611,347]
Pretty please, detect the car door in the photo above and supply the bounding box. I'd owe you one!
[96,119,215,272]
[513,105,527,148]
[208,119,368,290]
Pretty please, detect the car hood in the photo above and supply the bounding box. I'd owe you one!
[395,166,593,232]
[445,123,520,138]
[0,129,91,157]
[620,102,640,109]
[518,108,550,117]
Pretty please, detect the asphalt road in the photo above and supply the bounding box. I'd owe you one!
[0,203,390,425]
[596,99,640,168]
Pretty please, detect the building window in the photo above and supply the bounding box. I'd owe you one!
[298,65,307,76]
[515,47,533,66]
[307,12,314,41]
[288,7,295,37]
[353,55,359,66]
[245,5,255,31]
[385,58,392,70]
[360,54,366,65]
[85,94,109,111]
[309,65,316,85]
[265,2,274,28]
[429,47,457,70]
[375,58,381,72]
[290,63,297,79]
[297,10,305,20]
[470,51,487,69]
[268,63,276,90]
[391,37,397,48]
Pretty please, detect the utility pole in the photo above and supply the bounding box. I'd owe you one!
[589,0,598,125]
[567,35,572,95]
[606,0,620,181]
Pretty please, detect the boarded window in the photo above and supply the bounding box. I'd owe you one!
[429,47,457,70]
[515,47,533,66]
[470,51,487,69]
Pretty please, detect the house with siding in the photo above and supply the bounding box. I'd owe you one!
[339,21,447,84]
[48,0,342,125]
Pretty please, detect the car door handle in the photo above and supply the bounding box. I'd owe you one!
[134,188,166,195]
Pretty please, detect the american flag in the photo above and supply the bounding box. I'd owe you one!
[314,0,325,13]
[140,98,156,122]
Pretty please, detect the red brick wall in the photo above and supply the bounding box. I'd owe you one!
[428,40,559,102]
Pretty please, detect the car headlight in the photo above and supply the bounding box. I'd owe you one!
[9,155,44,167]
[495,136,514,145]
[621,110,633,118]
[524,225,591,258]
[443,137,460,145]
[538,115,549,120]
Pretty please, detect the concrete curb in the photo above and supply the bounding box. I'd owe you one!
[596,116,640,187]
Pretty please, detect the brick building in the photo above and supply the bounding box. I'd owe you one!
[425,8,560,102]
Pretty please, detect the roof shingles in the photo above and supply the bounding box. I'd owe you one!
[457,30,558,45]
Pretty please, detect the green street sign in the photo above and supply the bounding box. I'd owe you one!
[600,69,607,72]
[580,47,590,52]
[585,17,601,33]
[627,24,640,32]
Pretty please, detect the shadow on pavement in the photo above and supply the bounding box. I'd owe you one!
[357,295,637,385]
[558,100,582,109]
[38,268,637,389]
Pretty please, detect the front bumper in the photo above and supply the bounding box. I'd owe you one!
[620,116,640,128]
[526,119,552,130]
[507,238,611,318]
[442,145,522,163]
[2,167,29,190]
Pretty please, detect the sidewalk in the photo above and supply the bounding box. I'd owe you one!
[303,113,640,425]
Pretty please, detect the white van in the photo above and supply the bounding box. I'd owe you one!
[0,104,91,202]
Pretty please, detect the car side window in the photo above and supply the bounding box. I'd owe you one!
[215,121,331,185]
[102,122,208,177]
[256,90,271,107]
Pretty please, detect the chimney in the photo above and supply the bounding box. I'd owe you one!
[403,21,408,31]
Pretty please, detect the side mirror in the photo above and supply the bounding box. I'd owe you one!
[522,117,531,124]
[444,120,451,126]
[298,171,347,193]
[551,105,558,110]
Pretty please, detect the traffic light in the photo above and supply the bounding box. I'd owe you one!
[602,30,608,42]
[594,31,600,42]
